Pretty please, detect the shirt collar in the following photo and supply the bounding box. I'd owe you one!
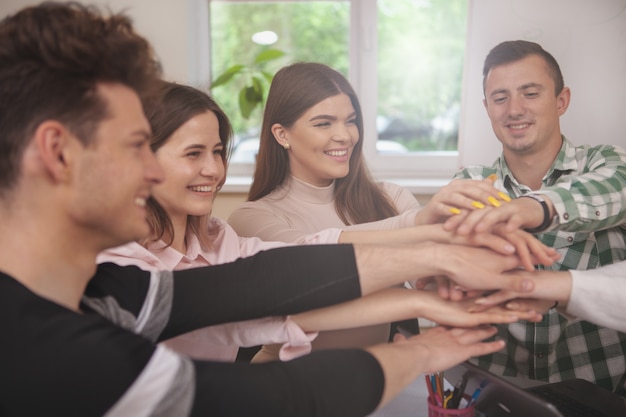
[147,233,210,271]
[498,135,575,192]
[275,176,336,204]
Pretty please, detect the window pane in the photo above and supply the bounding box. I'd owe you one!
[377,0,467,152]
[210,1,350,163]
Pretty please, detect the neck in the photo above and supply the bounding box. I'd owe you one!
[166,213,189,253]
[0,206,98,311]
[503,137,562,191]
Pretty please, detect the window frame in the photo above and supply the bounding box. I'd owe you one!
[191,0,461,194]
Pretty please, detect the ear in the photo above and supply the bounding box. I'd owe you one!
[33,121,74,182]
[556,86,571,117]
[482,97,488,111]
[271,123,289,148]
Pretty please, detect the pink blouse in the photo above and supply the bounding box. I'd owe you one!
[97,217,343,362]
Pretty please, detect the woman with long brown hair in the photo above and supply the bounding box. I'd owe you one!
[228,62,554,361]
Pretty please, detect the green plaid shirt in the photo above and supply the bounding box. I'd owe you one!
[454,137,626,393]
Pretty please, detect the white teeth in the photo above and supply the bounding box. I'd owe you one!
[510,123,529,129]
[325,150,348,157]
[188,185,213,192]
[135,197,146,207]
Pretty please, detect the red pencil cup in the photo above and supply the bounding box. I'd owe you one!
[427,398,475,417]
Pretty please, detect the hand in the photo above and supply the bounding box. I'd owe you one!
[470,292,556,316]
[470,269,572,314]
[444,196,548,236]
[415,178,511,226]
[416,290,542,326]
[433,244,534,297]
[390,326,504,374]
[443,224,560,271]
[368,325,505,408]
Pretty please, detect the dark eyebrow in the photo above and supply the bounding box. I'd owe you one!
[518,82,543,91]
[183,144,206,151]
[309,114,336,122]
[489,89,508,98]
[131,129,151,139]
[309,111,357,122]
[489,83,544,99]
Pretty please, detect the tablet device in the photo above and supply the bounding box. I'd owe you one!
[443,361,626,417]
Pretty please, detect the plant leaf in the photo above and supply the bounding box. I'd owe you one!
[254,49,285,64]
[210,64,246,88]
[261,70,274,83]
[239,87,259,119]
[251,76,264,96]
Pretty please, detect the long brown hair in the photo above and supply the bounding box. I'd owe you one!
[248,62,398,224]
[141,81,233,249]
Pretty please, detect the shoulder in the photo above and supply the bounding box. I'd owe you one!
[561,138,626,171]
[574,142,626,160]
[87,263,154,309]
[97,242,162,271]
[378,181,419,204]
[454,164,496,180]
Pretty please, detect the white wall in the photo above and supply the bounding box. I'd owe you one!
[0,0,197,84]
[459,0,626,167]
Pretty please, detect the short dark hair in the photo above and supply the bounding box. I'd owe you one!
[0,2,161,196]
[482,40,564,96]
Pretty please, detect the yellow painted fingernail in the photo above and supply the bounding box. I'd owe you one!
[498,192,512,202]
[471,201,485,209]
[487,196,501,207]
[488,174,498,182]
[449,207,461,215]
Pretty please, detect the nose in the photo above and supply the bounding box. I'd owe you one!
[145,149,165,184]
[508,95,525,117]
[332,123,355,144]
[200,154,224,179]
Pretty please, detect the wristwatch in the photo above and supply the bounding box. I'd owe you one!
[521,194,552,233]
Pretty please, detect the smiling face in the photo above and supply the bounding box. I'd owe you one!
[483,54,570,158]
[70,83,164,250]
[273,93,359,187]
[151,110,225,228]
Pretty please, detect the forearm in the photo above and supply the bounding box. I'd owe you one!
[191,349,384,417]
[291,288,422,331]
[354,242,533,296]
[540,146,626,232]
[354,243,441,295]
[339,224,443,245]
[366,343,430,408]
[567,263,626,332]
[164,245,361,339]
[517,269,573,304]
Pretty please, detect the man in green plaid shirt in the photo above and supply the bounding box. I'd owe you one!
[449,40,626,393]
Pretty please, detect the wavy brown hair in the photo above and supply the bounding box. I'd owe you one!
[0,2,161,198]
[248,62,398,225]
[140,81,233,250]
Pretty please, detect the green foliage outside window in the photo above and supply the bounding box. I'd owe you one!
[209,0,466,151]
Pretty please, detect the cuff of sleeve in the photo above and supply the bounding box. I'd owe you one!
[278,316,319,361]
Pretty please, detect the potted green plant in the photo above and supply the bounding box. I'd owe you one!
[210,48,285,119]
